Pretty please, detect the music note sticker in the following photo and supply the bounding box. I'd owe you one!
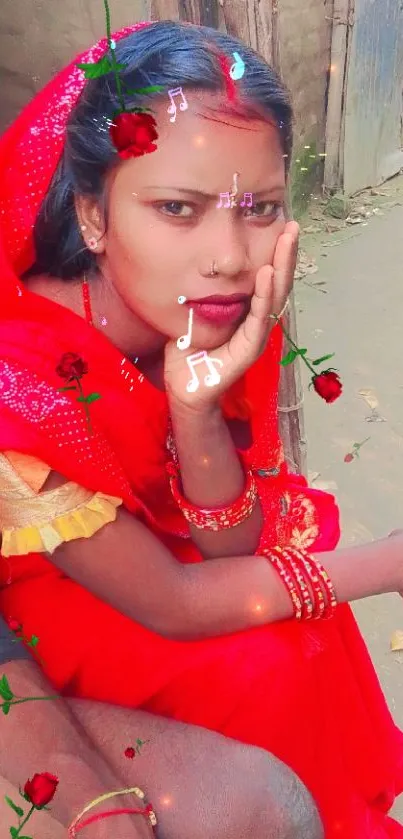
[240,192,253,208]
[216,192,231,209]
[229,52,245,81]
[186,351,224,392]
[177,308,194,351]
[167,87,188,123]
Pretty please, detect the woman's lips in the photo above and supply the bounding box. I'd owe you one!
[189,300,248,325]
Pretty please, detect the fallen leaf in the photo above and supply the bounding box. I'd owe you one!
[390,630,403,652]
[358,388,379,411]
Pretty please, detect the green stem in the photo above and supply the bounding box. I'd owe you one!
[12,633,45,667]
[355,436,371,451]
[75,378,93,436]
[2,695,60,709]
[14,803,35,837]
[272,315,318,377]
[103,0,126,112]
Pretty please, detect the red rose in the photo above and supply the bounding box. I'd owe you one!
[110,112,158,160]
[24,772,59,808]
[344,453,354,463]
[8,618,21,632]
[312,370,342,403]
[56,353,88,381]
[124,746,136,759]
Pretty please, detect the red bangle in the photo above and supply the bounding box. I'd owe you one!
[259,545,338,621]
[293,548,337,619]
[273,547,315,620]
[260,546,303,620]
[167,461,258,531]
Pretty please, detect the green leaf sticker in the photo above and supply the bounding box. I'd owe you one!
[2,702,10,715]
[28,635,39,648]
[76,57,126,79]
[280,349,298,367]
[0,675,14,700]
[9,827,18,838]
[86,393,102,403]
[311,353,335,366]
[5,796,24,818]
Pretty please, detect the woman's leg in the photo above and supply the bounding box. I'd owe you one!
[68,700,323,839]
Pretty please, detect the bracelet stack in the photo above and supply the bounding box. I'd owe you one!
[68,786,157,836]
[259,545,337,621]
[167,460,258,531]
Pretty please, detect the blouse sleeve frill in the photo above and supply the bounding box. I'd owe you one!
[0,452,123,557]
[1,492,123,557]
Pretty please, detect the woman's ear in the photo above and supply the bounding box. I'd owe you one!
[75,195,106,254]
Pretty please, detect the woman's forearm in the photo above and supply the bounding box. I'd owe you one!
[169,400,263,557]
[175,535,401,640]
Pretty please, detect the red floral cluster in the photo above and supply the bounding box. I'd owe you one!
[24,772,59,808]
[312,370,342,403]
[110,112,158,160]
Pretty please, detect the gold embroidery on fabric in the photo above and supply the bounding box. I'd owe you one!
[288,494,319,550]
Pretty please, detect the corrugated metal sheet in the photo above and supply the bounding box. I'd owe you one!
[343,0,403,195]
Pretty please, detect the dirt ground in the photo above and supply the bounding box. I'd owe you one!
[295,173,403,822]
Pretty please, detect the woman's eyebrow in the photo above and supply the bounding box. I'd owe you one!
[145,186,285,198]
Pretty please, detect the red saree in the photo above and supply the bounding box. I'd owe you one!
[1,25,403,838]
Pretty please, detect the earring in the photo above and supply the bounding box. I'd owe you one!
[87,236,98,250]
[80,224,87,232]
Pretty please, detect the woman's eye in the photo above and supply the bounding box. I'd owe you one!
[159,202,194,218]
[244,201,282,219]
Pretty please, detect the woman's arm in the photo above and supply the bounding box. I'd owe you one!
[169,400,263,558]
[47,504,402,641]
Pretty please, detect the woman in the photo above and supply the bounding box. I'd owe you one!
[0,18,403,838]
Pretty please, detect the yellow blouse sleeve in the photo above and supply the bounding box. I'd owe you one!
[0,452,123,557]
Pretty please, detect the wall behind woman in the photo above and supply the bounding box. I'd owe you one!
[0,0,332,153]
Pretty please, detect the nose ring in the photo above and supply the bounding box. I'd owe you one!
[209,261,218,277]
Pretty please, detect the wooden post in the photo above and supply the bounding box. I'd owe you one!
[323,0,351,193]
[151,0,307,475]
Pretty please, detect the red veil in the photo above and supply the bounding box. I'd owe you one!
[0,24,403,838]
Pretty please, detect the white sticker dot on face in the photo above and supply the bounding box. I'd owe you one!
[178,296,186,304]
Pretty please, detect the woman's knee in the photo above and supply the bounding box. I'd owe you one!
[214,743,324,839]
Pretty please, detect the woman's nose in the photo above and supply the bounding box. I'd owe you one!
[209,219,251,277]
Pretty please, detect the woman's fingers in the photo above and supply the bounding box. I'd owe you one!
[234,264,274,349]
[271,221,299,316]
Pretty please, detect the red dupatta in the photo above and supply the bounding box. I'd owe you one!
[0,23,340,583]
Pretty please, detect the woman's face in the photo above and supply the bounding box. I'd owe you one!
[90,91,287,354]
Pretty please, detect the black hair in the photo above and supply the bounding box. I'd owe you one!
[28,20,294,280]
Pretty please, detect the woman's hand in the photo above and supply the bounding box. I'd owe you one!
[164,221,299,413]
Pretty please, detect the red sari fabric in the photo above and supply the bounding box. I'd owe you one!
[0,26,403,838]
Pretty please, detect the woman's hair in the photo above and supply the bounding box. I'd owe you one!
[30,20,294,280]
